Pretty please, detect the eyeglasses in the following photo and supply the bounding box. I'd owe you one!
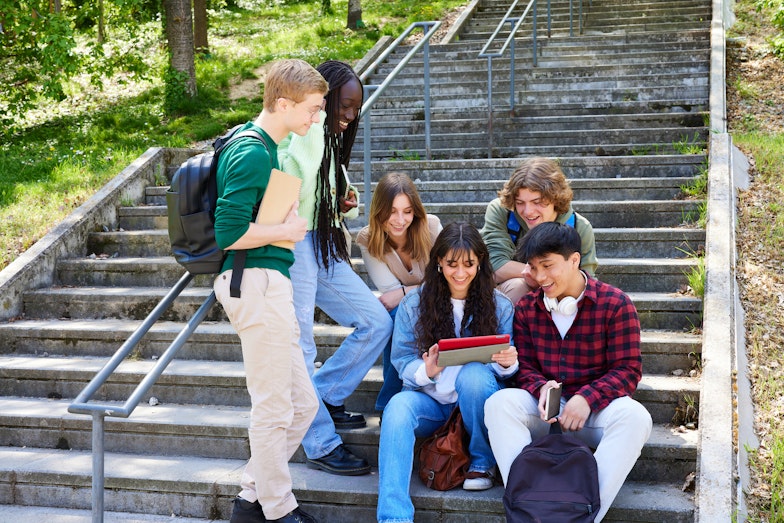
[284,97,325,118]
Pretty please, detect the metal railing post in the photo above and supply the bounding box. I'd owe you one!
[363,84,377,211]
[509,19,516,111]
[487,56,494,159]
[548,0,552,37]
[91,412,106,523]
[570,0,574,36]
[358,21,441,207]
[533,0,538,67]
[423,24,433,161]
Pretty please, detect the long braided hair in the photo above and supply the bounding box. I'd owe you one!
[414,222,499,354]
[313,60,362,268]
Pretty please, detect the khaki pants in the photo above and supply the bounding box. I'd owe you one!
[496,277,532,307]
[215,268,318,520]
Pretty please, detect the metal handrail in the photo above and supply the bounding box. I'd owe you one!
[479,0,540,158]
[358,20,441,207]
[67,22,442,522]
[68,271,217,522]
[478,0,584,158]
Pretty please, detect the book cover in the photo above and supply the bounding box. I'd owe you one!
[256,168,302,249]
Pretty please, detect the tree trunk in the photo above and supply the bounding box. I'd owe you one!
[98,0,105,43]
[192,0,208,54]
[347,0,362,29]
[164,0,197,98]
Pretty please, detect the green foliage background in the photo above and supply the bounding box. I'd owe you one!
[0,0,466,270]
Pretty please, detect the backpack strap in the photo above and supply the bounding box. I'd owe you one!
[507,210,521,245]
[220,129,276,298]
[508,209,576,247]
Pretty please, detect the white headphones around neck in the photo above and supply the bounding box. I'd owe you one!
[543,295,579,316]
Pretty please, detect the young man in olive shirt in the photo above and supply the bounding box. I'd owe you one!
[213,59,327,523]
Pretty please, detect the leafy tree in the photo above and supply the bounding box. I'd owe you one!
[756,0,784,56]
[0,0,153,134]
[0,1,79,130]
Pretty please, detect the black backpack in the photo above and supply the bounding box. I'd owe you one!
[503,424,600,523]
[166,125,273,297]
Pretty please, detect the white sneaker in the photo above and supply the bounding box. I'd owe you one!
[462,471,494,491]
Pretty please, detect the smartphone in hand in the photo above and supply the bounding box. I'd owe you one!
[545,384,562,421]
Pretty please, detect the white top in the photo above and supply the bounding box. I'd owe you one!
[412,298,518,405]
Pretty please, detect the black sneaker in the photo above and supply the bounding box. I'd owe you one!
[324,402,366,429]
[306,444,371,476]
[229,496,267,523]
[270,507,318,523]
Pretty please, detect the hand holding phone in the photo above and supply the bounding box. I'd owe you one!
[544,383,562,421]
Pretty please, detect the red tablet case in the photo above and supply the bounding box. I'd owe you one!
[437,334,511,351]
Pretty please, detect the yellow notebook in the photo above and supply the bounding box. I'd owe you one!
[255,168,302,249]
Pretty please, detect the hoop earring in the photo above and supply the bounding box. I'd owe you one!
[437,265,442,273]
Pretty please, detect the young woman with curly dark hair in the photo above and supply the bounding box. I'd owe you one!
[376,222,519,523]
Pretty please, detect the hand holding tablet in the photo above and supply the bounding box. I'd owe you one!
[435,334,511,367]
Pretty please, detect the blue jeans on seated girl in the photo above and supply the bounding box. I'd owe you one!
[375,305,402,412]
[376,362,501,523]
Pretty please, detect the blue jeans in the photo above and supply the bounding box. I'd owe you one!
[291,232,393,458]
[375,306,403,412]
[376,363,501,523]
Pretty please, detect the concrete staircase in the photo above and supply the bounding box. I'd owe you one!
[0,0,710,520]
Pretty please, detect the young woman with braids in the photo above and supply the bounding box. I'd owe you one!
[278,60,393,476]
[376,222,519,523]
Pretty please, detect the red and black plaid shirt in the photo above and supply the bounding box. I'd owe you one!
[513,275,642,412]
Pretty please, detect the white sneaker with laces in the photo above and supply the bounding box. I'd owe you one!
[462,471,494,491]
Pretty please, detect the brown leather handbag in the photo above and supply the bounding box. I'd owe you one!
[418,407,470,491]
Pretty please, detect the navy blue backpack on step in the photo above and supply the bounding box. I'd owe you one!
[503,423,600,523]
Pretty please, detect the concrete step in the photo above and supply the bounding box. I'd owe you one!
[354,128,708,155]
[115,199,703,230]
[0,353,699,424]
[0,319,701,374]
[0,396,698,483]
[348,256,697,293]
[366,83,709,111]
[152,174,697,208]
[354,114,708,137]
[53,254,697,293]
[0,446,695,521]
[0,505,215,523]
[343,155,706,181]
[86,225,705,264]
[367,59,710,85]
[18,285,702,330]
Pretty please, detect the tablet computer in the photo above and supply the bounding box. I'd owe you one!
[436,334,510,367]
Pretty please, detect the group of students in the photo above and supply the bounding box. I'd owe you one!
[212,58,653,523]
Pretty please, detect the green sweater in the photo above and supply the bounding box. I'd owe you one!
[481,197,598,276]
[277,110,359,229]
[213,122,295,278]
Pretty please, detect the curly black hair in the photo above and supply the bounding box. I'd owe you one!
[414,222,499,353]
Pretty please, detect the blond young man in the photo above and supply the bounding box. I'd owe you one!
[213,59,327,523]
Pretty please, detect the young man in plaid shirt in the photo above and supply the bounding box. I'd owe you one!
[484,222,652,522]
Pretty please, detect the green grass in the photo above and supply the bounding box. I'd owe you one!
[0,0,468,271]
[734,131,784,523]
